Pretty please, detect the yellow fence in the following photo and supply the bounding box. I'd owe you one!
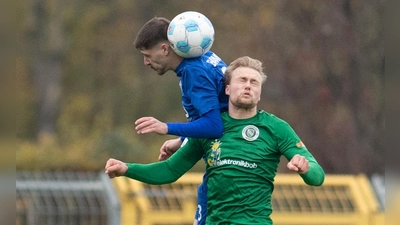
[113,173,200,225]
[270,174,383,225]
[112,173,384,225]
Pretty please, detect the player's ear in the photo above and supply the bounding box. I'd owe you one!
[225,84,230,95]
[160,43,169,55]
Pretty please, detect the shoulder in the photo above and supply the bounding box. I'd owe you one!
[175,57,205,76]
[183,51,226,70]
[255,110,295,133]
[202,51,227,66]
[178,58,206,75]
[257,110,287,123]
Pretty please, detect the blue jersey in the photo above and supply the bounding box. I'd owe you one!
[172,51,228,225]
[175,51,228,122]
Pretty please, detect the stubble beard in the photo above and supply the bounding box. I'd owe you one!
[231,97,257,110]
[150,62,168,75]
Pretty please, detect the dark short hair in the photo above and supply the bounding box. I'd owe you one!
[134,17,170,50]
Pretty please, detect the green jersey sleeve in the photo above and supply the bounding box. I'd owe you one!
[274,118,325,186]
[124,138,204,185]
[283,148,325,186]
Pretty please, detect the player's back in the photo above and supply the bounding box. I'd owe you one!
[175,51,228,122]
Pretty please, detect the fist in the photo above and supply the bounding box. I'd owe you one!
[105,158,128,178]
[287,154,309,174]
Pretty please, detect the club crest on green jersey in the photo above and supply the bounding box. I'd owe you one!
[242,125,259,141]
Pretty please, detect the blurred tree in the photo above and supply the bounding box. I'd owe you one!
[0,0,15,170]
[0,0,15,138]
[270,0,384,175]
[28,0,64,143]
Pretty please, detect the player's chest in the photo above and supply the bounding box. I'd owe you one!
[205,125,278,160]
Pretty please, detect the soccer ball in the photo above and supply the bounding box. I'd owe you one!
[167,11,215,58]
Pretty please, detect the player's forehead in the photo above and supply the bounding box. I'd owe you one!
[139,42,166,56]
[139,47,156,56]
[232,67,261,79]
[139,43,162,55]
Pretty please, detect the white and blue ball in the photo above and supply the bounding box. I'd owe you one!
[167,11,215,58]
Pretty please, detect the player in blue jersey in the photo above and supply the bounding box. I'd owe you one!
[133,17,228,225]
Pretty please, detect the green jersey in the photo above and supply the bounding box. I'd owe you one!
[125,110,325,225]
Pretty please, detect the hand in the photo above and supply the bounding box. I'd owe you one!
[105,158,128,178]
[135,117,168,135]
[158,137,183,161]
[287,154,310,174]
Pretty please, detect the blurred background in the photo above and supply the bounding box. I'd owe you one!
[16,0,384,175]
[14,0,385,224]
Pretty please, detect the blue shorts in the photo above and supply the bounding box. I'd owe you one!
[194,173,207,225]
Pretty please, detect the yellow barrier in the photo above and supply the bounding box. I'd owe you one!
[112,173,202,225]
[112,173,384,225]
[270,174,383,225]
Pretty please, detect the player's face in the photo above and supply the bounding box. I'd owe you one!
[140,43,170,75]
[226,67,262,109]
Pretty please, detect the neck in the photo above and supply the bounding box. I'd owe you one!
[170,53,184,71]
[228,105,257,119]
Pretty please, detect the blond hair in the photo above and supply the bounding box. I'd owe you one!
[224,56,267,85]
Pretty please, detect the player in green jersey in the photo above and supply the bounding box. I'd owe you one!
[105,56,325,225]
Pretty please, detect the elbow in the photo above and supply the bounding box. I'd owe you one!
[309,171,325,186]
[302,167,325,186]
[149,176,179,185]
[214,124,224,138]
[168,168,185,183]
[210,121,224,138]
[168,175,181,183]
[163,177,179,184]
[310,176,325,186]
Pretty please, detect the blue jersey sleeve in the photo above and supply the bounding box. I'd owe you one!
[166,109,223,138]
[182,67,222,120]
